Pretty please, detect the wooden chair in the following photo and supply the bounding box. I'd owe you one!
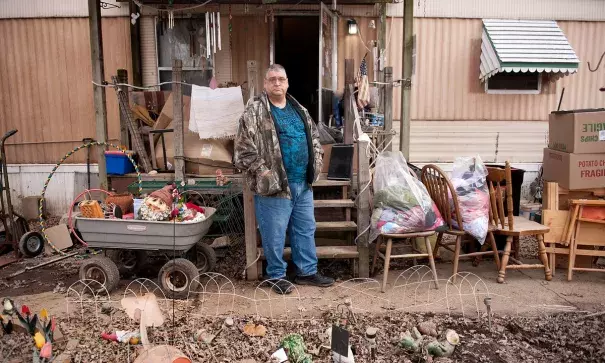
[371,231,439,293]
[487,162,552,283]
[421,164,501,281]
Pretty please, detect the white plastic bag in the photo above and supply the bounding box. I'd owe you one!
[370,152,444,241]
[450,156,490,244]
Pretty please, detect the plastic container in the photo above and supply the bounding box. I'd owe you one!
[75,207,215,251]
[105,151,135,175]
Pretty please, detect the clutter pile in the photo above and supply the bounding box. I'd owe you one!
[370,152,445,241]
[79,185,206,224]
[449,157,490,244]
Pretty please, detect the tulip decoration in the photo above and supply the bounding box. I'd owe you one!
[15,304,38,336]
[0,315,13,334]
[2,298,15,315]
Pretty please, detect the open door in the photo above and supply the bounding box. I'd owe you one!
[318,3,338,124]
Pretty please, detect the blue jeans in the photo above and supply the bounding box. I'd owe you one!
[254,181,318,279]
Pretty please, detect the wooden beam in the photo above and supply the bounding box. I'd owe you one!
[172,59,185,182]
[384,66,393,151]
[88,0,108,191]
[247,60,258,102]
[399,0,413,159]
[117,69,130,148]
[377,3,387,113]
[543,182,559,210]
[344,59,355,144]
[357,139,371,278]
[244,187,260,280]
[129,0,142,86]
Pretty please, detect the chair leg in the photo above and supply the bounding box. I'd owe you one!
[567,237,576,282]
[451,235,462,283]
[371,236,382,277]
[381,238,393,293]
[487,232,501,270]
[549,243,556,277]
[425,236,439,289]
[497,236,513,283]
[537,234,552,281]
[433,232,443,260]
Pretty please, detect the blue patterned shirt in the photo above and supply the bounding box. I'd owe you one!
[269,100,309,183]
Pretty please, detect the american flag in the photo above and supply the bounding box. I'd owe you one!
[359,57,368,77]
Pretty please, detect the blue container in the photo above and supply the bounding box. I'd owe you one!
[105,152,135,175]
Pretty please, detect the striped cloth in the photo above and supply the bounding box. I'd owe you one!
[357,57,370,108]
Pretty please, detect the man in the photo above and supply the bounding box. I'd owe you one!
[234,64,335,294]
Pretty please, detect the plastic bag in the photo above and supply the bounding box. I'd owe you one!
[317,120,335,145]
[450,156,490,244]
[370,152,444,241]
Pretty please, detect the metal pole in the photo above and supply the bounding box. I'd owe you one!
[88,0,108,191]
[172,59,185,182]
[399,0,413,159]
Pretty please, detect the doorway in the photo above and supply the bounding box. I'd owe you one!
[274,16,320,122]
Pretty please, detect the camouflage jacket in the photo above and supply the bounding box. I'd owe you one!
[234,92,323,198]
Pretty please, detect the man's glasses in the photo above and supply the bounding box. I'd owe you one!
[266,77,288,84]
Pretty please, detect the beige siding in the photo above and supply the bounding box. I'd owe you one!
[0,0,129,18]
[0,17,131,164]
[384,18,604,121]
[388,0,605,21]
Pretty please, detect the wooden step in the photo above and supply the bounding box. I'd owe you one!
[313,179,351,187]
[314,199,355,208]
[259,245,359,259]
[316,221,357,232]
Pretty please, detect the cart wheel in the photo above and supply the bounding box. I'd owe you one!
[158,258,199,300]
[193,241,216,273]
[79,256,120,293]
[18,231,44,257]
[105,250,148,277]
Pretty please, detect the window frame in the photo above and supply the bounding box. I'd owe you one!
[484,72,542,95]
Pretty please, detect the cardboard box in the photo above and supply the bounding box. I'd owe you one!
[548,109,605,154]
[542,148,605,190]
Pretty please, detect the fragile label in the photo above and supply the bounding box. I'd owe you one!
[600,130,605,141]
[201,144,213,158]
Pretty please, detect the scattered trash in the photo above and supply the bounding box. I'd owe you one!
[101,330,141,344]
[243,323,267,337]
[270,348,288,363]
[210,236,230,248]
[195,327,222,344]
[53,282,66,294]
[400,327,423,352]
[400,325,460,360]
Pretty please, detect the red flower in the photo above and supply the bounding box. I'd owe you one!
[21,305,30,316]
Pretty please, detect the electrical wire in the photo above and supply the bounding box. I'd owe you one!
[92,80,195,90]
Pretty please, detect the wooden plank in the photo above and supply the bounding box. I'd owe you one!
[316,221,357,232]
[313,179,351,187]
[572,200,605,206]
[129,0,142,87]
[543,182,559,210]
[314,200,355,208]
[573,249,605,257]
[542,209,569,243]
[88,0,108,190]
[383,67,393,151]
[343,59,354,144]
[575,221,605,246]
[117,69,130,148]
[259,246,359,260]
[244,187,259,280]
[357,139,371,278]
[247,60,258,102]
[564,205,580,245]
[578,218,605,225]
[172,59,185,182]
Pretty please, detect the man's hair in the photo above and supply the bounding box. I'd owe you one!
[265,64,287,79]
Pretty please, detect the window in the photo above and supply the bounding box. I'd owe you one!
[156,17,213,95]
[485,72,541,95]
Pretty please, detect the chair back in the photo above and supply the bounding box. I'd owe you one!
[421,164,464,232]
[486,161,514,231]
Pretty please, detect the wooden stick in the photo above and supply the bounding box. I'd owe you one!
[506,264,545,270]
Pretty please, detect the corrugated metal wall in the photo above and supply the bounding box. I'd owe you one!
[0,0,128,18]
[0,17,132,164]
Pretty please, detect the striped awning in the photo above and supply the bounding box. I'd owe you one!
[480,19,580,82]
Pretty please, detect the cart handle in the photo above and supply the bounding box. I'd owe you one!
[1,129,17,144]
